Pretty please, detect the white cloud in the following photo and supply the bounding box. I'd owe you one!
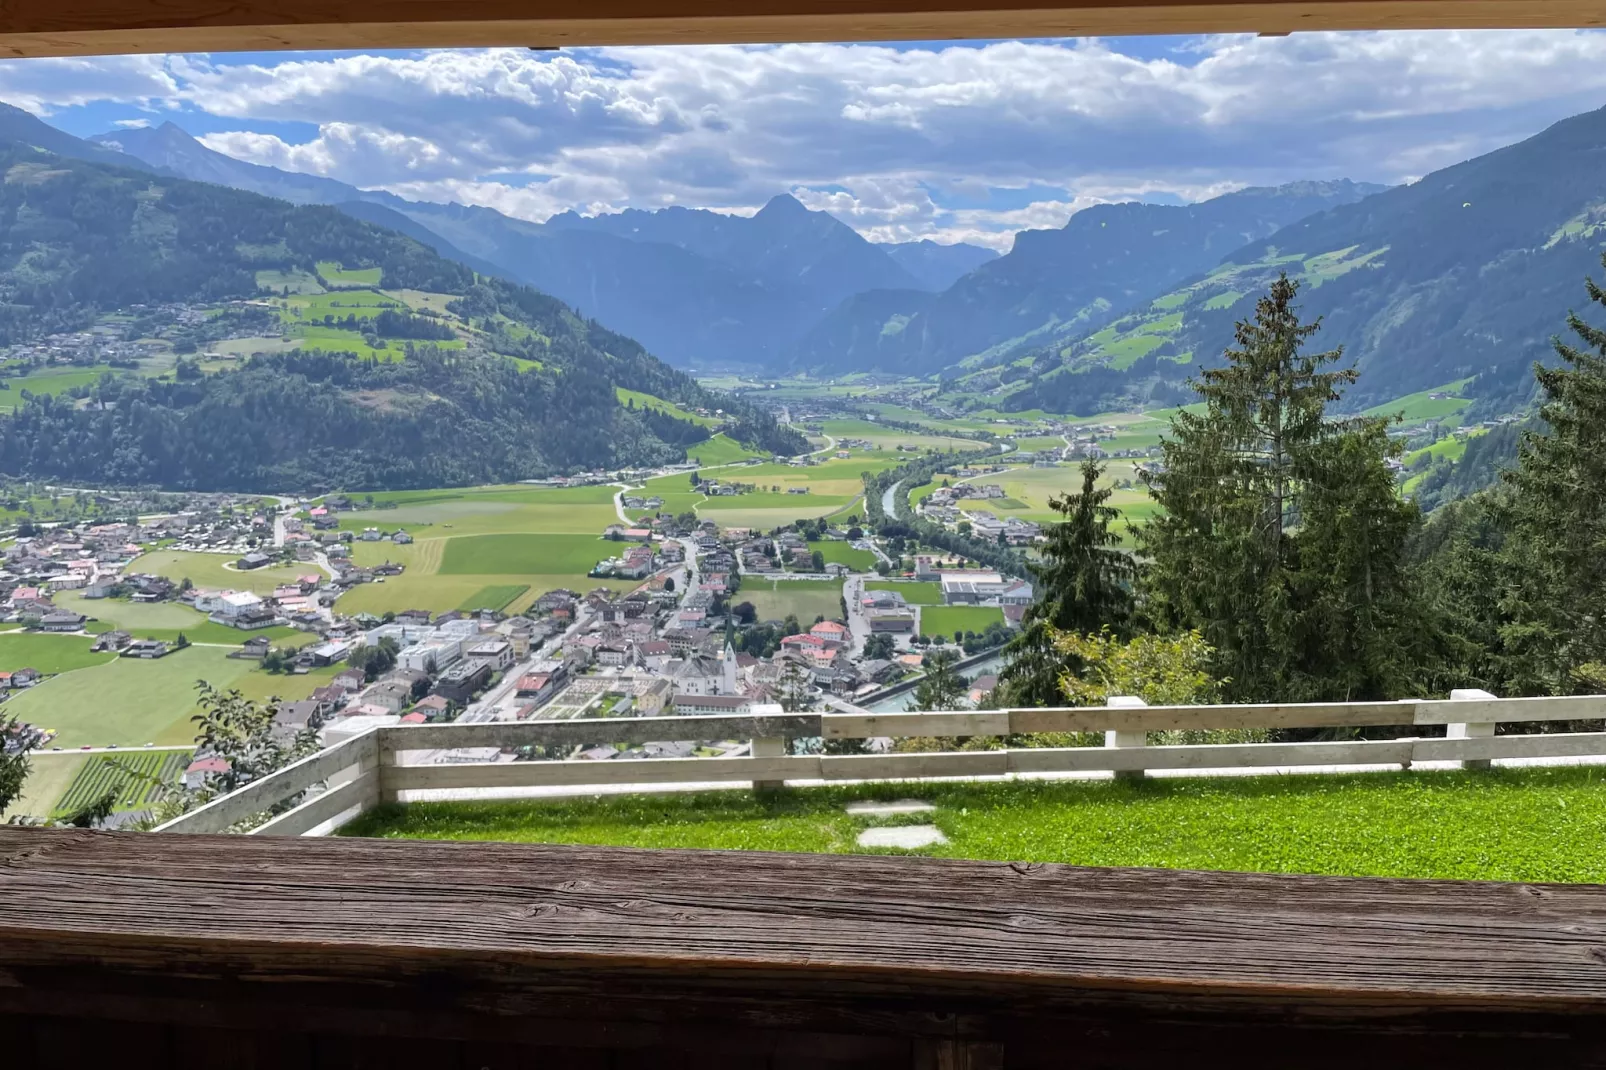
[112,117,151,128]
[0,55,176,114]
[6,31,1606,244]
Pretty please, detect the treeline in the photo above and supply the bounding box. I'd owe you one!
[447,280,803,458]
[0,348,689,490]
[0,143,805,476]
[0,144,467,346]
[862,449,1027,576]
[1005,268,1606,712]
[319,310,457,341]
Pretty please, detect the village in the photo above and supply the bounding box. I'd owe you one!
[0,470,1038,791]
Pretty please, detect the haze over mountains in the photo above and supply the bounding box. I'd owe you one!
[4,95,1600,426]
[88,119,998,369]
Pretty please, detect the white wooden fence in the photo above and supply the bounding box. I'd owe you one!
[154,689,1606,835]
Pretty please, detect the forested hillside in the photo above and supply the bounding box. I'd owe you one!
[0,143,804,490]
[793,180,1384,376]
[996,104,1606,418]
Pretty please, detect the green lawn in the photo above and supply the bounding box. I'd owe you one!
[868,580,943,605]
[0,633,115,674]
[920,605,1005,638]
[738,580,844,624]
[439,533,608,575]
[343,767,1606,883]
[809,540,876,572]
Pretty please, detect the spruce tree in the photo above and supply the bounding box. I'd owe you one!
[1499,256,1606,692]
[999,459,1134,705]
[1140,274,1421,702]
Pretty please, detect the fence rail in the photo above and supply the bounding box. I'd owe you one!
[154,689,1606,835]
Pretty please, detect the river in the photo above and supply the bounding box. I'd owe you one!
[864,651,1006,712]
[881,479,902,520]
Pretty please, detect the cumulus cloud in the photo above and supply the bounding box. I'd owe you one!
[0,55,177,114]
[6,31,1606,244]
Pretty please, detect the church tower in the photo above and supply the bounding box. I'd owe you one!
[722,634,739,695]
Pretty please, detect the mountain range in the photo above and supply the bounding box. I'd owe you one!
[986,102,1606,416]
[0,124,802,490]
[14,96,1606,426]
[87,120,998,369]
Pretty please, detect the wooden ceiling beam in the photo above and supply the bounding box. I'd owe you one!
[0,0,1601,59]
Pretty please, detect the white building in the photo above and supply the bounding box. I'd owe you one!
[398,638,463,673]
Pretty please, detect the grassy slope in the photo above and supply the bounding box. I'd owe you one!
[344,767,1606,883]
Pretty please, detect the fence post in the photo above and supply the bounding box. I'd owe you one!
[751,702,787,793]
[1105,695,1148,781]
[1449,688,1498,771]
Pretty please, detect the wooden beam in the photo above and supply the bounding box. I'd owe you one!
[5,828,1606,1067]
[0,0,1603,59]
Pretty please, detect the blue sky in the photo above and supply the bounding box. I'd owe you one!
[7,31,1606,249]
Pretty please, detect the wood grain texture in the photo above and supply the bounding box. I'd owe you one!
[4,826,1606,1007]
[0,0,1604,58]
[7,829,1606,1065]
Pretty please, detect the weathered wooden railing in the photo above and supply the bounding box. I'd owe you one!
[156,689,1606,835]
[7,828,1606,1068]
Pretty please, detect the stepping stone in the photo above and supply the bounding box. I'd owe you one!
[845,799,936,817]
[857,824,948,849]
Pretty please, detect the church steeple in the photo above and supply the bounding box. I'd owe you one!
[722,620,738,695]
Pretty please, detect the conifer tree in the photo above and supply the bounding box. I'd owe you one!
[999,459,1134,705]
[1498,255,1606,692]
[1140,274,1421,702]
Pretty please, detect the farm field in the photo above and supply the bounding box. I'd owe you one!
[4,645,338,749]
[0,367,105,411]
[317,261,383,286]
[919,605,1005,637]
[815,418,976,452]
[1362,380,1471,428]
[51,749,191,820]
[256,268,324,294]
[345,766,1606,883]
[808,540,876,572]
[56,592,318,647]
[329,485,631,614]
[686,434,765,467]
[616,387,718,427]
[131,550,313,594]
[866,580,942,605]
[737,580,844,624]
[458,585,531,612]
[439,533,608,576]
[3,752,86,820]
[959,461,1153,536]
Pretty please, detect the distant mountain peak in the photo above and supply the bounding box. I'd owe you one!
[757,192,810,219]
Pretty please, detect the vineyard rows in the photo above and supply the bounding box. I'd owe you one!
[52,750,192,818]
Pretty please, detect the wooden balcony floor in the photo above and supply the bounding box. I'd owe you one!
[4,826,1606,1067]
